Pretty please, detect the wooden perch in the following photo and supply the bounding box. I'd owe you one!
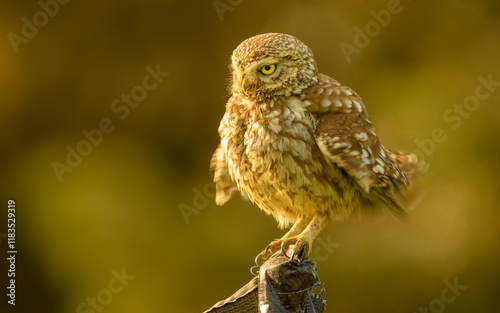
[204,251,327,313]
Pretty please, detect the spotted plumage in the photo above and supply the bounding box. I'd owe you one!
[211,33,419,261]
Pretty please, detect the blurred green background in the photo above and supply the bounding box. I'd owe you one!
[1,0,499,312]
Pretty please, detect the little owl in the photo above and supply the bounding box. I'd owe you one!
[211,33,418,262]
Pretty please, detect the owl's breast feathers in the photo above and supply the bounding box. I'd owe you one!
[211,74,419,222]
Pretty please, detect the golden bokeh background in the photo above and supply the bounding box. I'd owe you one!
[1,0,499,312]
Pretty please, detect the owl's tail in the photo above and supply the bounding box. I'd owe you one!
[355,150,429,222]
[388,150,430,214]
[388,150,428,174]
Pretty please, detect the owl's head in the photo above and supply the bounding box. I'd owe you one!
[230,33,318,99]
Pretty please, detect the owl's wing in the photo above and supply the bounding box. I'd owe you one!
[302,74,413,217]
[210,144,238,205]
[313,111,406,191]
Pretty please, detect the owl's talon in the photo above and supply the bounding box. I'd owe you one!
[254,254,261,265]
[299,242,308,259]
[264,245,272,259]
[255,239,283,263]
[280,241,288,257]
[285,239,310,263]
[278,237,299,259]
[250,265,260,276]
[292,242,308,263]
[257,236,311,263]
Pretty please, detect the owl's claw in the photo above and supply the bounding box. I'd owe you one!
[254,254,260,266]
[281,237,310,263]
[290,242,308,263]
[279,237,298,258]
[250,265,260,276]
[256,236,311,264]
[280,241,288,256]
[264,245,273,260]
[255,239,283,264]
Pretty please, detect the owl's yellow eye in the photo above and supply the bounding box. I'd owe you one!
[261,64,276,75]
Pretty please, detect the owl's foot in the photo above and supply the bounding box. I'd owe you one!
[280,236,310,263]
[255,236,311,264]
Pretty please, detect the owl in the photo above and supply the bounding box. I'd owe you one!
[211,33,419,262]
